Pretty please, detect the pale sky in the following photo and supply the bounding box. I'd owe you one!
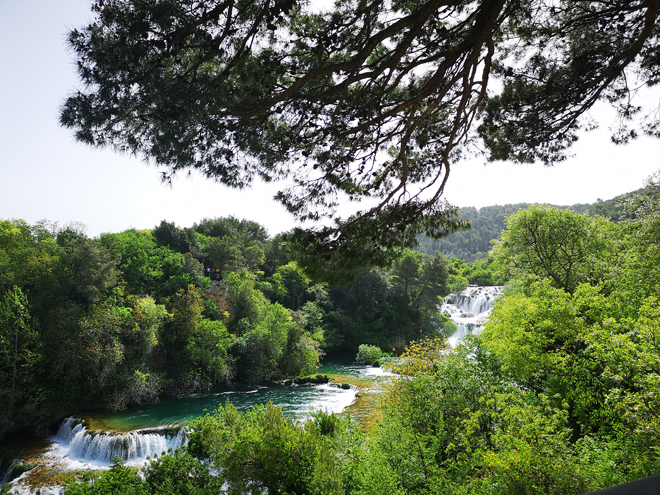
[1,0,658,238]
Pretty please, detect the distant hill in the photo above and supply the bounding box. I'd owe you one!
[416,187,648,262]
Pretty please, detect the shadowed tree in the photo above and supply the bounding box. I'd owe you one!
[61,0,659,278]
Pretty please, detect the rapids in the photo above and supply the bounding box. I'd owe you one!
[440,285,503,347]
[2,355,390,493]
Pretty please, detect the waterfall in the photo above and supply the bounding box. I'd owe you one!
[441,286,503,347]
[50,418,187,467]
[0,460,14,487]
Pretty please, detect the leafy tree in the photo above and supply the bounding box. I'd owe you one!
[152,220,201,258]
[482,281,620,435]
[99,229,166,296]
[261,233,293,277]
[199,235,244,274]
[122,297,167,367]
[100,229,203,298]
[491,205,613,293]
[223,270,321,380]
[0,220,60,311]
[355,344,383,365]
[63,447,222,495]
[193,217,268,245]
[186,318,235,384]
[615,171,660,306]
[270,261,311,311]
[143,448,224,495]
[323,265,451,352]
[233,301,295,382]
[163,285,204,368]
[64,457,148,495]
[417,251,450,307]
[187,402,344,495]
[57,235,119,304]
[193,217,267,275]
[391,251,423,294]
[0,286,40,434]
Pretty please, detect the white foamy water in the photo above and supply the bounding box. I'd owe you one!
[361,365,395,377]
[47,417,187,469]
[441,286,503,347]
[304,383,359,414]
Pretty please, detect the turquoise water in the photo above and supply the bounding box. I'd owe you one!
[88,353,389,431]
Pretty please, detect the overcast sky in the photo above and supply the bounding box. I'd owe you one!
[1,1,659,239]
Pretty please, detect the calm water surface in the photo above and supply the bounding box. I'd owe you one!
[87,353,392,431]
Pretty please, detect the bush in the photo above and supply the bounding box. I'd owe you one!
[355,344,383,365]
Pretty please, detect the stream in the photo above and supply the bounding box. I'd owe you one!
[2,286,502,494]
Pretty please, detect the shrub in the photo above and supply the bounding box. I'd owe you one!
[355,344,383,365]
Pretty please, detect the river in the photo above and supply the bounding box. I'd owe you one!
[1,354,393,494]
[2,286,502,494]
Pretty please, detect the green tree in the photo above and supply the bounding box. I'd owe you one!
[583,297,660,473]
[163,285,204,366]
[100,229,203,298]
[200,235,244,274]
[122,297,167,368]
[187,403,344,495]
[0,286,39,434]
[186,318,235,384]
[417,251,450,308]
[271,261,311,311]
[152,220,201,258]
[195,217,267,273]
[143,448,224,495]
[64,457,148,495]
[491,205,613,293]
[57,234,119,304]
[391,251,423,294]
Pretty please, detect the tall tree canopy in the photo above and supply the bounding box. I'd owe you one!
[60,0,659,275]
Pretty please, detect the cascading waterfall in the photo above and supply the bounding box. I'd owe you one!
[50,417,187,467]
[441,286,503,347]
[0,460,15,487]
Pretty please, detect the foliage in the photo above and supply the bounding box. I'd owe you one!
[445,256,506,292]
[63,452,223,495]
[323,250,453,352]
[0,286,40,434]
[64,457,147,495]
[186,319,235,385]
[355,344,383,366]
[39,180,660,494]
[187,402,344,495]
[491,205,614,293]
[0,215,339,437]
[152,220,201,259]
[417,203,534,262]
[61,0,660,275]
[416,190,650,264]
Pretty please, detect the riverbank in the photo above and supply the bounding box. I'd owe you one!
[0,356,392,494]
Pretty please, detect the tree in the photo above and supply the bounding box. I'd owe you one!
[57,235,119,304]
[391,251,423,294]
[186,318,235,384]
[60,0,659,276]
[187,402,344,495]
[491,205,613,294]
[271,261,311,310]
[0,286,39,434]
[153,220,201,258]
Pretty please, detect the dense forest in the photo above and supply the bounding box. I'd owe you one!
[0,217,455,439]
[54,174,660,495]
[416,186,652,262]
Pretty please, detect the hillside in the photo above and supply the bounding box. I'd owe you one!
[416,187,648,262]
